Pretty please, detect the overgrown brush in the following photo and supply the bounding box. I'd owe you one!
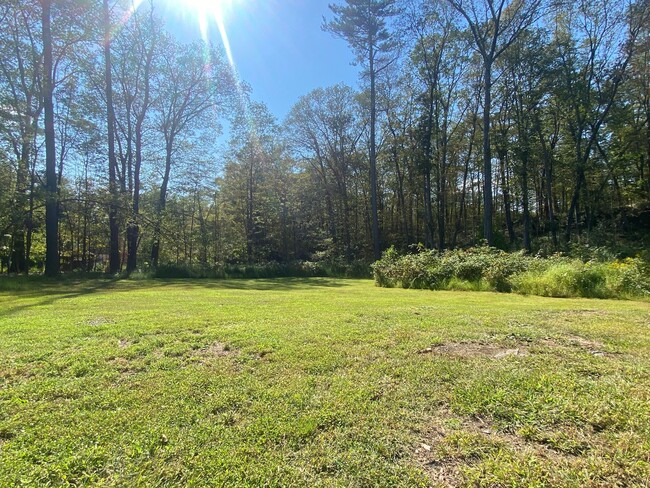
[372,246,650,299]
[149,260,371,280]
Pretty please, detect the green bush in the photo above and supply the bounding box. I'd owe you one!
[512,261,608,298]
[149,260,370,280]
[373,246,650,300]
[372,246,530,292]
[603,258,650,298]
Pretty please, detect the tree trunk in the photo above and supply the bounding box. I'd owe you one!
[104,0,120,274]
[42,0,59,277]
[499,152,515,246]
[151,144,173,268]
[521,154,531,252]
[565,167,584,242]
[482,59,494,245]
[369,45,381,260]
[126,41,154,274]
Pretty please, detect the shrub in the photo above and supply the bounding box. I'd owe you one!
[604,258,650,298]
[373,246,650,300]
[149,260,370,280]
[373,246,531,292]
[511,261,607,298]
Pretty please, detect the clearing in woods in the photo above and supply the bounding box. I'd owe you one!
[1,278,649,486]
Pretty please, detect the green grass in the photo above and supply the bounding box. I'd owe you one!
[1,278,649,486]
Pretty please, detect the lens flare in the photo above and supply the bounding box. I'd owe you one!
[166,0,237,69]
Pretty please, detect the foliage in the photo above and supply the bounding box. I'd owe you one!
[149,260,371,280]
[1,0,650,276]
[373,246,650,299]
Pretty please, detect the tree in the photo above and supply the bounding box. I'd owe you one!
[445,0,543,245]
[103,0,120,273]
[408,0,471,250]
[42,0,59,276]
[150,41,222,268]
[324,0,400,260]
[554,0,649,241]
[286,84,364,260]
[111,2,160,274]
[0,1,44,273]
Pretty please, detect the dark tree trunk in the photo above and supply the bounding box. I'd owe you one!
[521,154,531,252]
[482,60,494,245]
[565,167,585,242]
[151,144,173,268]
[42,0,59,277]
[104,0,120,274]
[422,85,436,249]
[499,152,515,245]
[126,37,154,274]
[369,46,381,260]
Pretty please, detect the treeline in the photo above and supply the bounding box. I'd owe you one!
[1,0,649,276]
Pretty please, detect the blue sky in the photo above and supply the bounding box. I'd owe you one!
[160,0,360,121]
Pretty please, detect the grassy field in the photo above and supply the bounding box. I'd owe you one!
[1,278,649,487]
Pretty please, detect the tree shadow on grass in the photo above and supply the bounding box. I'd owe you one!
[148,277,353,291]
[0,276,356,318]
[0,278,121,318]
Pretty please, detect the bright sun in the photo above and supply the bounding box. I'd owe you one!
[165,0,239,67]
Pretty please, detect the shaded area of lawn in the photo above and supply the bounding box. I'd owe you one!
[1,279,649,486]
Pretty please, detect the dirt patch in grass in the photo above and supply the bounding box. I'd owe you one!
[418,343,527,359]
[108,357,142,375]
[79,316,115,327]
[201,341,236,357]
[85,317,116,327]
[416,408,577,485]
[539,335,611,357]
[186,342,240,364]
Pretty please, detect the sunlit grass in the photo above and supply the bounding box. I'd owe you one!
[1,279,649,485]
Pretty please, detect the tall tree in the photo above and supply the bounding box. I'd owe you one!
[445,0,543,245]
[324,0,400,260]
[103,0,120,273]
[111,3,159,274]
[409,0,470,250]
[42,0,59,276]
[286,84,364,260]
[0,1,44,273]
[150,42,220,268]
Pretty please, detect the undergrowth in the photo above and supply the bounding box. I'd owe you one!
[372,246,650,299]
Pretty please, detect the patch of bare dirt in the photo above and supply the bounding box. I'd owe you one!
[108,357,141,375]
[565,335,605,353]
[202,341,236,357]
[415,408,580,485]
[85,317,116,327]
[187,342,240,365]
[539,335,611,357]
[418,342,527,359]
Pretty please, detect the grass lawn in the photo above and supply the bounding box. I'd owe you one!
[1,278,649,486]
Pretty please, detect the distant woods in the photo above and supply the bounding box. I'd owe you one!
[0,0,649,275]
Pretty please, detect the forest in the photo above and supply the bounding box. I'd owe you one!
[1,0,649,277]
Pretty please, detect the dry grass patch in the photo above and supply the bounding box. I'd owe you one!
[418,342,527,359]
[416,407,591,486]
[200,341,237,358]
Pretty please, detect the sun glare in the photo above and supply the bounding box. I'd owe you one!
[167,0,238,68]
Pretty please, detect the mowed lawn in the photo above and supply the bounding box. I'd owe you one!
[1,279,649,487]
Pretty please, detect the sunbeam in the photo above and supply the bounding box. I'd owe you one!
[163,0,239,70]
